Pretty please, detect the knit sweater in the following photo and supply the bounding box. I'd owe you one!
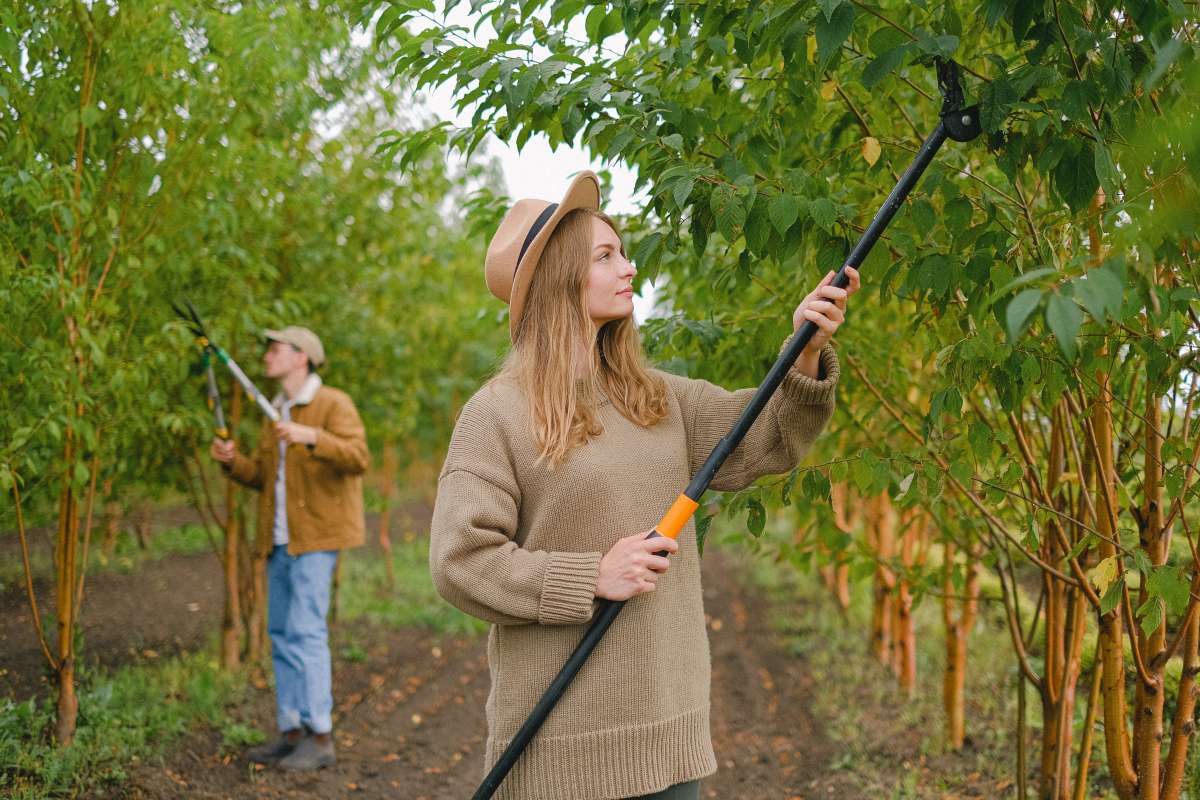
[429,344,839,800]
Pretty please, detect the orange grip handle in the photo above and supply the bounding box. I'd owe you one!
[654,494,700,540]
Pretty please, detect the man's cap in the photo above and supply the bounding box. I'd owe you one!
[264,326,326,368]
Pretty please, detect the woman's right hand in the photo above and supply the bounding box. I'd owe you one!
[595,531,679,601]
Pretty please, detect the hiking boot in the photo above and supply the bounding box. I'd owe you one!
[278,734,336,771]
[246,728,305,765]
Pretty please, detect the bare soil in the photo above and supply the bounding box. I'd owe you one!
[7,484,1023,799]
[118,550,856,799]
[3,528,866,799]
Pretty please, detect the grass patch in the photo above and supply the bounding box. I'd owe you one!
[0,523,215,593]
[0,649,248,800]
[0,528,484,798]
[720,527,1031,798]
[336,533,486,636]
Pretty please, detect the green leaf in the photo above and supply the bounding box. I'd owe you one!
[769,193,801,235]
[949,459,973,488]
[979,76,1017,132]
[585,6,622,43]
[807,197,837,233]
[1053,143,1099,213]
[914,32,958,59]
[819,0,844,21]
[851,454,875,493]
[1005,289,1042,341]
[988,266,1055,306]
[673,176,696,209]
[802,470,831,501]
[1093,141,1120,195]
[815,4,854,71]
[830,460,850,483]
[1138,597,1164,637]
[1133,549,1154,577]
[632,232,664,274]
[710,185,746,239]
[1099,578,1123,616]
[1010,0,1043,41]
[1061,80,1100,123]
[910,199,936,235]
[1073,266,1123,322]
[746,497,766,537]
[1148,565,1191,616]
[696,511,713,556]
[1045,292,1083,360]
[861,44,910,89]
[943,196,973,234]
[968,425,992,461]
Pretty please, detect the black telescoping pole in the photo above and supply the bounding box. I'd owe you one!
[474,114,966,800]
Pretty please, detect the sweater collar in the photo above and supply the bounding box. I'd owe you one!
[273,373,323,409]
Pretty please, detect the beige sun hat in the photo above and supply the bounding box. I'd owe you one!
[264,326,326,368]
[484,171,603,342]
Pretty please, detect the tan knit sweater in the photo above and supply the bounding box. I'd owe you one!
[429,344,839,800]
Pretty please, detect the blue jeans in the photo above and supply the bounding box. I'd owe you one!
[267,545,338,734]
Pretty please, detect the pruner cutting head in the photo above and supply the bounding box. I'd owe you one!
[935,58,982,143]
[170,298,210,345]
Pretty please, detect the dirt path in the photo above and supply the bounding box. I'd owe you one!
[107,550,850,799]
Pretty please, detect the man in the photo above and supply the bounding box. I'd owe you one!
[211,325,368,771]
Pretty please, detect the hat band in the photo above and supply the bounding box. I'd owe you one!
[516,203,559,273]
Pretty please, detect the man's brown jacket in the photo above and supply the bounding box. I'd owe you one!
[225,376,368,556]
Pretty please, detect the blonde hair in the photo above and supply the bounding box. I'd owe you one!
[498,209,668,467]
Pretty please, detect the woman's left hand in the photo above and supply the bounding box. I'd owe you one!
[792,266,861,353]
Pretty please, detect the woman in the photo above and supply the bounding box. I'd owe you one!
[430,171,858,800]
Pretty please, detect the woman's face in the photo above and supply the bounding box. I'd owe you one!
[585,215,636,327]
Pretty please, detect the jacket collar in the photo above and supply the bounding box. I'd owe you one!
[273,373,323,409]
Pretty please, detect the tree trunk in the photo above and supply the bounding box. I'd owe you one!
[943,541,979,750]
[220,382,243,670]
[1086,188,1137,800]
[1073,651,1103,800]
[134,501,152,549]
[53,426,83,744]
[330,555,343,626]
[867,493,896,667]
[379,438,397,587]
[893,508,922,694]
[1161,605,1200,800]
[100,478,121,555]
[1134,387,1166,800]
[1037,407,1088,800]
[246,553,268,663]
[823,482,855,611]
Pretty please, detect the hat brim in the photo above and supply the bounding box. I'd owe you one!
[507,171,602,342]
[262,329,325,367]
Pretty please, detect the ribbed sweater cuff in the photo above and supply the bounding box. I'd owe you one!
[780,341,840,406]
[538,551,602,624]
